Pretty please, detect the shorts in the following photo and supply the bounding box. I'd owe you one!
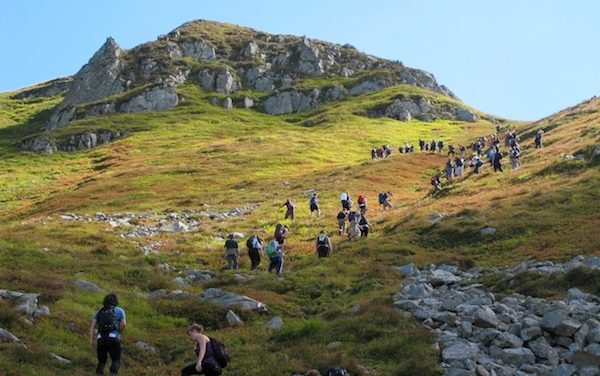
[310,204,319,212]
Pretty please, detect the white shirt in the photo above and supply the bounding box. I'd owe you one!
[340,193,348,201]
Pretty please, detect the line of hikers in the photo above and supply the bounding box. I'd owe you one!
[371,144,393,159]
[430,128,545,191]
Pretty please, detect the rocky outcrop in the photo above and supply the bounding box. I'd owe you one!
[11,77,73,100]
[180,39,216,60]
[198,69,240,94]
[20,130,125,154]
[118,85,179,113]
[46,37,125,130]
[367,95,478,123]
[393,256,600,375]
[263,89,319,115]
[0,289,50,321]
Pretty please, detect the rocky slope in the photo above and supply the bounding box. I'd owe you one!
[15,19,482,153]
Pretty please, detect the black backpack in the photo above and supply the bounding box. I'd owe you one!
[97,306,118,336]
[210,337,230,368]
[327,367,349,376]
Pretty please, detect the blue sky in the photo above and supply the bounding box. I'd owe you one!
[1,0,598,120]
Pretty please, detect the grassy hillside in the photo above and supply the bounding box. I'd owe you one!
[0,82,598,376]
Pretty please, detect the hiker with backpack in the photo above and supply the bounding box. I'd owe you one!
[534,129,544,148]
[309,193,321,219]
[348,211,361,240]
[340,192,350,211]
[453,156,464,177]
[378,192,393,210]
[336,210,347,235]
[357,194,367,213]
[89,293,126,376]
[315,230,333,257]
[274,223,289,251]
[181,323,228,376]
[510,146,521,170]
[266,239,284,277]
[419,139,425,152]
[246,234,263,270]
[437,140,444,153]
[493,147,503,172]
[282,199,296,220]
[445,158,455,180]
[431,173,442,192]
[224,234,239,270]
[359,213,371,237]
[471,154,484,173]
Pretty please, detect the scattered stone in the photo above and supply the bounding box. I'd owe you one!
[265,316,284,330]
[395,263,419,277]
[326,341,343,349]
[226,310,244,326]
[49,352,72,365]
[73,280,103,292]
[480,227,497,236]
[200,288,267,311]
[0,328,20,342]
[135,340,157,354]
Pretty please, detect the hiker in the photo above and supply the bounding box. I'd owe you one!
[430,140,436,153]
[460,145,466,157]
[424,143,429,152]
[510,146,521,170]
[471,154,484,173]
[431,173,442,191]
[359,213,371,237]
[378,192,393,210]
[336,210,348,235]
[224,234,239,270]
[419,139,425,152]
[309,193,321,218]
[453,156,464,177]
[274,224,289,251]
[445,158,455,180]
[534,130,544,148]
[437,140,444,153]
[89,293,126,376]
[493,147,503,172]
[282,199,296,220]
[447,144,456,156]
[181,323,222,376]
[246,234,263,270]
[357,194,367,213]
[398,146,404,154]
[266,239,284,277]
[486,147,496,166]
[315,230,333,257]
[340,192,350,210]
[349,211,362,240]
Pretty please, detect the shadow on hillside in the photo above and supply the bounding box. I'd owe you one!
[0,108,52,153]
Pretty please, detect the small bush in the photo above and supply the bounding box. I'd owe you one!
[0,300,20,329]
[152,299,230,330]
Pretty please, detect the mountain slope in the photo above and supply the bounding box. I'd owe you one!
[0,20,598,376]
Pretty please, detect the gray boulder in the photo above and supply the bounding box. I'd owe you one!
[527,336,559,365]
[396,263,419,277]
[223,97,233,110]
[49,352,72,365]
[456,107,478,122]
[34,305,51,318]
[429,269,462,286]
[541,309,570,334]
[402,282,434,299]
[240,41,260,58]
[295,37,324,76]
[0,328,20,342]
[492,332,523,348]
[265,316,284,330]
[441,339,481,363]
[119,85,179,113]
[555,364,577,376]
[493,347,535,366]
[473,307,501,328]
[73,280,103,292]
[215,70,239,94]
[135,341,157,354]
[226,310,244,326]
[181,40,216,60]
[554,319,581,338]
[200,288,267,311]
[567,288,589,301]
[480,227,497,236]
[183,269,215,283]
[519,326,542,342]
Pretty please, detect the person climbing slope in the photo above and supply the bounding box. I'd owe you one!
[315,230,333,257]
